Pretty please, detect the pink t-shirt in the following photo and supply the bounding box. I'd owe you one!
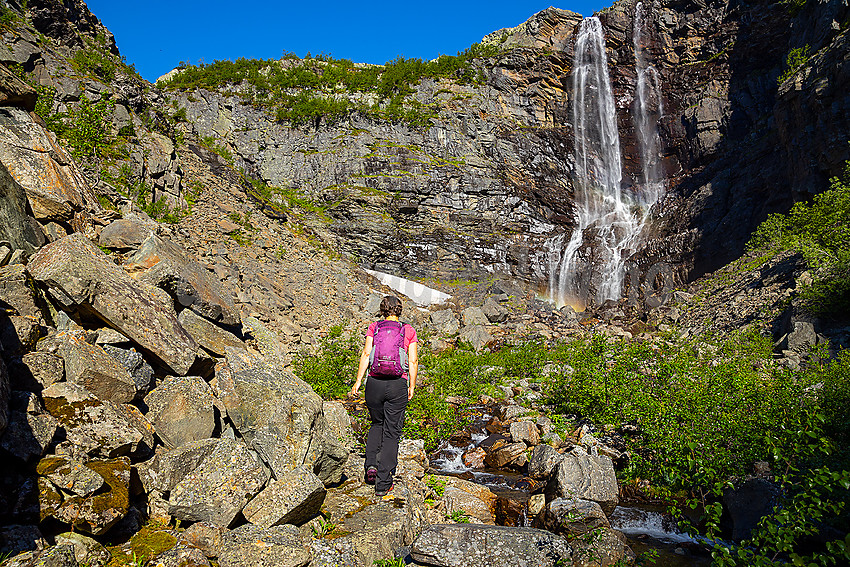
[366,320,417,379]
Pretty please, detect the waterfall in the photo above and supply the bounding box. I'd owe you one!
[547,10,666,309]
[549,17,635,309]
[633,1,665,210]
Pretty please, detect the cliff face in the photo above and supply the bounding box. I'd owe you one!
[3,0,849,301]
[164,0,850,296]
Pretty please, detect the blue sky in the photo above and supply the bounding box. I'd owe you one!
[85,1,609,82]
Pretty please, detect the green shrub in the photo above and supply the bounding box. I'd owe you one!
[71,34,117,81]
[777,44,811,85]
[748,156,850,315]
[293,325,359,399]
[65,94,114,159]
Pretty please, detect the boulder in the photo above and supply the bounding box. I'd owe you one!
[533,497,611,536]
[128,234,240,327]
[13,352,64,391]
[0,264,45,320]
[151,542,211,567]
[458,324,493,351]
[218,524,311,567]
[28,234,197,375]
[321,400,357,452]
[0,107,100,222]
[0,356,7,437]
[242,466,326,528]
[136,438,220,494]
[430,309,459,335]
[41,458,105,498]
[481,297,509,323]
[0,410,59,462]
[484,441,527,468]
[0,524,46,556]
[462,447,486,469]
[410,524,571,567]
[570,527,630,567]
[510,420,540,446]
[217,347,346,485]
[461,306,489,327]
[442,477,498,525]
[528,444,564,480]
[54,532,110,567]
[144,376,216,449]
[48,331,136,403]
[168,438,270,527]
[551,452,619,516]
[37,457,131,536]
[722,478,781,541]
[97,219,154,251]
[178,522,224,559]
[0,159,44,253]
[178,308,246,356]
[101,345,154,398]
[0,314,40,355]
[41,382,154,459]
[0,64,37,110]
[779,321,818,354]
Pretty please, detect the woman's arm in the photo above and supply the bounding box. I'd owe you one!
[350,335,373,398]
[407,341,418,400]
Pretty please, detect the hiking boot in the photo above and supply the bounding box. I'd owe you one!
[365,466,377,485]
[375,483,394,498]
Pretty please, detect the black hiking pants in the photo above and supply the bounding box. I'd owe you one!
[364,376,408,492]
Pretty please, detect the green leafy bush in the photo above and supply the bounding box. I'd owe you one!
[748,157,850,315]
[777,44,811,85]
[294,325,359,399]
[71,34,117,81]
[65,94,115,159]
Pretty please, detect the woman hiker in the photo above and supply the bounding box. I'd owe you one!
[349,295,418,497]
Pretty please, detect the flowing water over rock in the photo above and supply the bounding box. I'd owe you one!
[549,11,668,310]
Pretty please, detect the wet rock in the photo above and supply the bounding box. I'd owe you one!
[528,494,546,517]
[168,437,270,527]
[129,234,240,327]
[458,324,492,351]
[178,308,246,356]
[28,234,197,375]
[510,420,540,446]
[54,532,110,566]
[322,400,357,453]
[218,524,311,567]
[429,309,459,335]
[13,352,64,391]
[48,331,136,403]
[42,382,154,458]
[218,347,345,485]
[461,306,489,327]
[461,447,486,469]
[481,297,508,323]
[533,497,611,536]
[0,264,45,320]
[0,524,46,556]
[37,457,131,536]
[144,375,216,449]
[528,444,564,479]
[0,409,59,462]
[243,465,326,528]
[551,452,619,516]
[136,438,220,494]
[410,524,571,567]
[484,441,527,469]
[101,345,154,398]
[97,219,154,252]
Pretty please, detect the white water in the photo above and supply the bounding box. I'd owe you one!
[611,506,698,544]
[548,11,666,309]
[550,17,637,309]
[633,1,666,211]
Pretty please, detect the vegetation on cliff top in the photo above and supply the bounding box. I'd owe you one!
[160,45,502,128]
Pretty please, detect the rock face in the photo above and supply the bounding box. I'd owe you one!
[0,161,43,254]
[28,234,198,375]
[550,451,619,515]
[217,347,346,485]
[410,524,571,567]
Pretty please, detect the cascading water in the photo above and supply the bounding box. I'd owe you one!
[633,1,666,210]
[549,17,636,309]
[548,10,666,309]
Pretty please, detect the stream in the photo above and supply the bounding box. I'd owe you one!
[428,406,711,566]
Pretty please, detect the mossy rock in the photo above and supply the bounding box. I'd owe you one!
[107,526,178,567]
[38,457,132,536]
